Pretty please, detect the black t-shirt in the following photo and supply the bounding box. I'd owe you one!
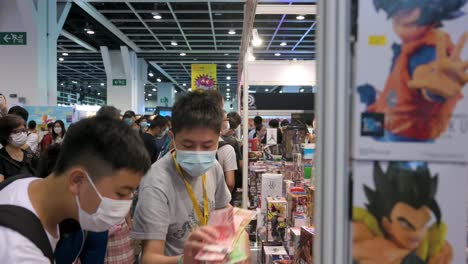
[140,133,158,164]
[0,148,36,179]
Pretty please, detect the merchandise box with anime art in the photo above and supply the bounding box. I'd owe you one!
[352,161,468,264]
[352,0,468,162]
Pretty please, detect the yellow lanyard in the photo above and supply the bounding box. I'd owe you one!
[172,153,209,226]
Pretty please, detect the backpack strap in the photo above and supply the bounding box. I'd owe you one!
[0,205,54,263]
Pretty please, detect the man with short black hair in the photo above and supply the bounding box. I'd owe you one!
[23,120,39,153]
[8,105,29,123]
[133,91,237,264]
[141,116,169,163]
[249,115,263,139]
[0,116,151,262]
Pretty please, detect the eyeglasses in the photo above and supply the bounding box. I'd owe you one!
[12,128,27,133]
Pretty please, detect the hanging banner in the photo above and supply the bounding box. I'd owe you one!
[352,1,468,162]
[24,106,73,130]
[352,161,467,264]
[191,64,217,91]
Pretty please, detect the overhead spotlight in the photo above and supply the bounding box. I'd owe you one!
[152,88,157,92]
[224,53,229,56]
[228,29,236,35]
[62,52,69,56]
[85,29,95,35]
[88,85,91,88]
[296,15,305,20]
[226,76,231,80]
[72,80,78,84]
[180,53,186,56]
[300,88,305,92]
[144,91,146,94]
[275,53,281,56]
[100,83,104,86]
[60,83,64,86]
[171,41,178,46]
[145,98,149,101]
[97,92,101,96]
[58,57,64,61]
[148,72,154,77]
[226,83,230,87]
[153,13,162,20]
[174,90,178,93]
[280,42,287,46]
[188,88,192,92]
[279,90,283,94]
[226,64,232,69]
[252,29,263,47]
[265,88,269,92]
[157,78,162,82]
[227,88,230,92]
[148,93,152,97]
[183,83,187,86]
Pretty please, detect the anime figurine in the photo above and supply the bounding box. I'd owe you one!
[268,203,287,241]
[353,162,452,264]
[358,0,468,142]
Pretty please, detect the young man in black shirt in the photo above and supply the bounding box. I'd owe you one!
[140,116,169,164]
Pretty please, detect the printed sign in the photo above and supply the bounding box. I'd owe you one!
[191,64,217,91]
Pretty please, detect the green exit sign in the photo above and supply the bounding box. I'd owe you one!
[112,79,127,86]
[0,32,27,45]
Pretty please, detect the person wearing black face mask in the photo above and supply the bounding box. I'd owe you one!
[140,116,169,164]
[0,115,36,181]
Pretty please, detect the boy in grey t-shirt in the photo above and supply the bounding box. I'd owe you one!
[132,91,237,264]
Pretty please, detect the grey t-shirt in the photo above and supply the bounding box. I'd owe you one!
[132,152,231,256]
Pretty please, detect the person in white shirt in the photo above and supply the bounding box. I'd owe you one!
[0,116,152,263]
[218,113,238,192]
[23,120,39,153]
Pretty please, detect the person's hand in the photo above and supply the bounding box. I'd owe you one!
[428,241,453,264]
[408,32,468,99]
[353,237,410,264]
[183,226,219,264]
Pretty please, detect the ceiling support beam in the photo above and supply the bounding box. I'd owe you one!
[86,62,105,72]
[61,30,98,52]
[72,0,141,52]
[207,1,217,50]
[292,21,317,51]
[239,0,258,73]
[59,64,104,82]
[125,2,166,51]
[167,3,192,51]
[56,1,72,37]
[149,62,186,92]
[266,1,292,50]
[256,4,317,15]
[180,63,190,76]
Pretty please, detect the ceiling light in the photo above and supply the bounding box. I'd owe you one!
[86,29,95,35]
[226,76,231,80]
[100,83,104,86]
[58,57,64,61]
[62,52,69,56]
[226,84,230,87]
[171,41,178,46]
[144,91,146,94]
[152,88,157,92]
[145,98,149,101]
[275,53,281,56]
[252,28,263,47]
[157,78,162,82]
[279,90,283,94]
[188,88,192,92]
[88,85,91,88]
[227,88,230,92]
[296,15,305,20]
[265,88,269,92]
[60,83,64,86]
[300,88,305,92]
[72,81,78,84]
[174,90,178,93]
[183,83,187,86]
[148,93,152,97]
[228,29,236,35]
[180,53,186,56]
[224,53,229,56]
[226,64,232,69]
[148,72,154,77]
[97,92,101,95]
[280,42,287,46]
[153,13,162,20]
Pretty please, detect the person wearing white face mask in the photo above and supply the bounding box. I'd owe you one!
[52,120,66,145]
[0,116,152,263]
[133,91,250,264]
[140,116,169,164]
[0,115,36,182]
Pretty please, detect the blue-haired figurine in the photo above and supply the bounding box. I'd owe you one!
[358,0,468,142]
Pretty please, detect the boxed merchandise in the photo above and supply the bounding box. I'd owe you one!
[307,186,315,223]
[289,227,302,256]
[266,197,288,242]
[287,189,309,224]
[292,214,310,228]
[261,174,283,212]
[283,180,294,197]
[293,227,314,264]
[263,245,291,264]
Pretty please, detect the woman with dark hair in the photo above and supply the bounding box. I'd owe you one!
[40,122,54,151]
[0,115,36,181]
[53,120,66,144]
